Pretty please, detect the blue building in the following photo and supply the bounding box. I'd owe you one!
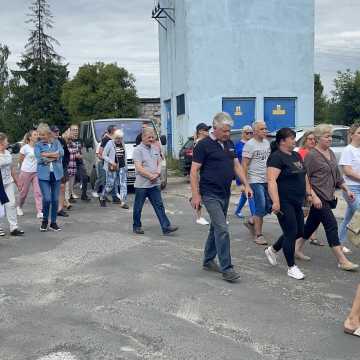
[154,0,315,156]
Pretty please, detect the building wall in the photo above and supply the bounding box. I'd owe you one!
[139,98,161,128]
[158,0,315,156]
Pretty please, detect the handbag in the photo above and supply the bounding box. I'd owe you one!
[108,163,119,172]
[346,211,360,247]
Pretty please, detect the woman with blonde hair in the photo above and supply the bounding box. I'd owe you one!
[296,124,358,271]
[17,129,43,218]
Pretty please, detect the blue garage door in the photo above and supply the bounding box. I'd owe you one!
[164,99,172,155]
[264,98,296,132]
[222,98,256,129]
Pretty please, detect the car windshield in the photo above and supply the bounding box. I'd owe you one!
[93,120,156,143]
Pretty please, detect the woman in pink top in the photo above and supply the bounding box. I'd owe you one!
[298,130,316,160]
[17,130,43,218]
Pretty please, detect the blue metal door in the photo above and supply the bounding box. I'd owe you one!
[164,100,172,155]
[222,98,256,129]
[264,98,296,132]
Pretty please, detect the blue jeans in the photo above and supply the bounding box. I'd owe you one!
[133,186,171,232]
[339,185,360,244]
[235,192,256,216]
[39,173,61,223]
[250,183,272,217]
[202,195,232,273]
[102,167,127,202]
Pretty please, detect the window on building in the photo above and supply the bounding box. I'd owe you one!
[176,94,185,115]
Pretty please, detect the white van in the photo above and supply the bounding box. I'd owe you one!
[79,118,168,189]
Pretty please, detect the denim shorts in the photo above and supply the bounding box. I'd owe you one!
[250,183,272,217]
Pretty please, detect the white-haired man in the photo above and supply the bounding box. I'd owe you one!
[191,112,253,282]
[242,120,271,245]
[132,127,178,235]
[99,129,129,208]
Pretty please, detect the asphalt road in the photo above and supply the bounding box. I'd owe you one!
[0,178,359,360]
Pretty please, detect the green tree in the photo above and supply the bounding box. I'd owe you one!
[314,73,328,124]
[0,44,10,131]
[62,62,139,123]
[6,0,68,140]
[330,69,360,125]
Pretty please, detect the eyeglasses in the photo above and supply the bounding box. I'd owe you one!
[244,132,253,135]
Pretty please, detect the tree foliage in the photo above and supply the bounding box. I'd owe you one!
[62,62,139,123]
[3,0,69,141]
[314,73,328,124]
[0,44,10,132]
[329,70,360,125]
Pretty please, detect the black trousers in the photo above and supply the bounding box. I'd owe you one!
[303,202,340,247]
[273,201,304,267]
[76,162,89,197]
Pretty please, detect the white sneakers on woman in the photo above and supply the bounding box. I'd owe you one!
[196,217,209,225]
[265,246,277,266]
[342,246,352,254]
[265,246,305,280]
[16,206,24,216]
[287,265,305,280]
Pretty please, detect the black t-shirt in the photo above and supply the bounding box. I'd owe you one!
[135,133,142,146]
[58,137,70,170]
[267,150,306,205]
[192,137,236,198]
[115,143,126,168]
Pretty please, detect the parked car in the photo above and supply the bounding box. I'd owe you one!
[294,125,349,162]
[79,118,168,189]
[179,137,194,176]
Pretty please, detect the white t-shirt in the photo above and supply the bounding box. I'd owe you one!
[243,138,271,183]
[339,144,360,186]
[0,150,13,185]
[20,144,37,173]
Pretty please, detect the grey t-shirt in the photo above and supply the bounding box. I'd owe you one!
[243,138,271,183]
[133,143,161,188]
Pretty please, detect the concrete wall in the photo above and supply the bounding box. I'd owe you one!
[158,0,315,156]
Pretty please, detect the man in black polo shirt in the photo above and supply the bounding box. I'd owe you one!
[190,112,253,282]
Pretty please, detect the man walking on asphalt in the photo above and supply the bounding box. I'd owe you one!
[132,127,178,235]
[242,120,271,245]
[190,112,253,282]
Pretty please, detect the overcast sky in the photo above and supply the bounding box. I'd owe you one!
[1,0,359,97]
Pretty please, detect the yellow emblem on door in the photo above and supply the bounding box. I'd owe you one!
[234,106,243,116]
[272,105,286,116]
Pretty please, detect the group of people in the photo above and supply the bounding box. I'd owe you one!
[0,121,178,237]
[190,113,360,282]
[0,123,91,234]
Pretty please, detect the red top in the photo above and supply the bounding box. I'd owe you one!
[298,147,309,160]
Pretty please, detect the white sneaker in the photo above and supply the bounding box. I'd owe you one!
[342,246,352,254]
[37,212,43,219]
[92,191,99,198]
[196,217,209,225]
[287,265,305,280]
[72,194,79,199]
[17,207,24,216]
[265,246,277,266]
[116,193,122,200]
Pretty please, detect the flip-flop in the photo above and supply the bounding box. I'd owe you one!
[309,238,325,246]
[344,327,360,337]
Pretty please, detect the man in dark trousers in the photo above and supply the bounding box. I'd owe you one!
[190,112,253,282]
[70,124,91,202]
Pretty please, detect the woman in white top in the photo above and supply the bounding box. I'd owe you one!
[17,130,43,218]
[339,123,360,253]
[0,132,24,236]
